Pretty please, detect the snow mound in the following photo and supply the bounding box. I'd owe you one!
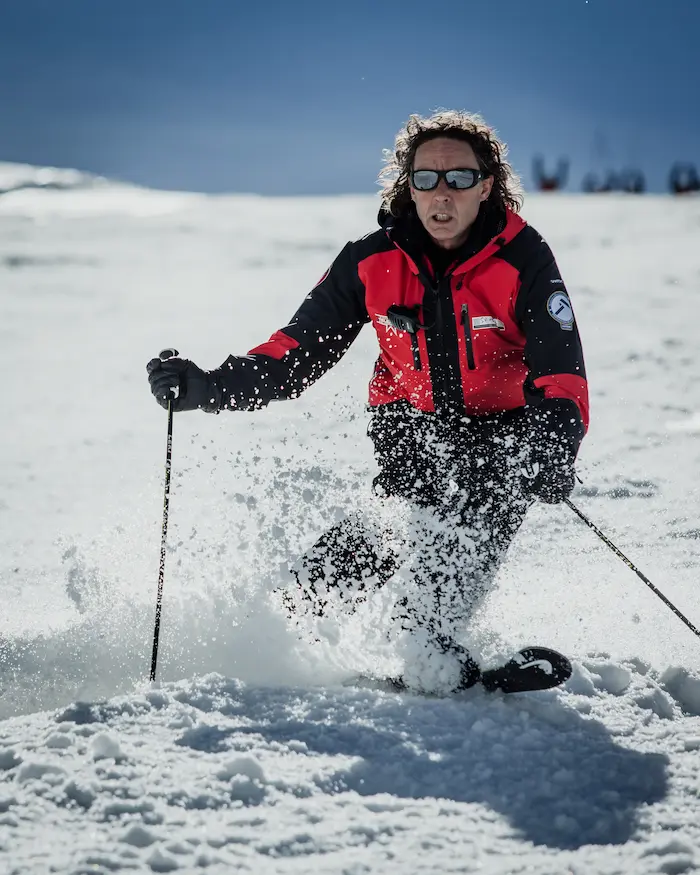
[0,161,104,194]
[0,161,199,217]
[660,666,700,716]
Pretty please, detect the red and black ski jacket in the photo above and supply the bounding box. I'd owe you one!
[214,204,589,431]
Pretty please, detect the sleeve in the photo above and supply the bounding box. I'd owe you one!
[211,241,370,411]
[514,242,589,433]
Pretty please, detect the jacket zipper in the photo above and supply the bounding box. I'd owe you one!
[461,304,476,370]
[416,269,465,415]
[409,333,422,370]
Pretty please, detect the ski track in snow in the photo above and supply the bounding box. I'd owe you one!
[1,169,700,873]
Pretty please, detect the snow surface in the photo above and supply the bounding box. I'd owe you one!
[0,161,199,217]
[1,163,700,873]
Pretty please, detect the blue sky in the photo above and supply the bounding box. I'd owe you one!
[0,0,698,194]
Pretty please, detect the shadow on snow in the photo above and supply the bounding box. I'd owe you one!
[167,679,669,851]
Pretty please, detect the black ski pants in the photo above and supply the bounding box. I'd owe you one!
[287,400,535,639]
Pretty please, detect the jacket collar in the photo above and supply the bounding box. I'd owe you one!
[380,203,523,279]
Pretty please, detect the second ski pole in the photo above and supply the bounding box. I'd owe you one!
[565,498,700,640]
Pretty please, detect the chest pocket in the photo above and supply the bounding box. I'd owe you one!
[455,265,517,372]
[376,305,425,371]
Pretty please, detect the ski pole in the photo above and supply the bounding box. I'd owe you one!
[565,498,700,639]
[150,348,179,682]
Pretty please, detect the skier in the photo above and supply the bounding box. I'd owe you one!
[147,110,588,693]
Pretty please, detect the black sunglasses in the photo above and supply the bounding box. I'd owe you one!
[411,168,487,191]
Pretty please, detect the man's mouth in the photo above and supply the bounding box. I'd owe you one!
[432,213,453,223]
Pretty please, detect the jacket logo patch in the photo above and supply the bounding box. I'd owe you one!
[376,314,400,335]
[472,316,505,331]
[547,292,574,331]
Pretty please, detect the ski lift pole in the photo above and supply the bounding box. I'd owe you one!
[150,348,179,682]
[565,498,700,639]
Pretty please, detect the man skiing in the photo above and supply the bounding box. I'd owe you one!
[147,110,588,694]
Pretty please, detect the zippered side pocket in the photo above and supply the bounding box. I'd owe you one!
[461,303,476,370]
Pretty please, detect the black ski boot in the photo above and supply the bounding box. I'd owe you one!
[481,647,572,693]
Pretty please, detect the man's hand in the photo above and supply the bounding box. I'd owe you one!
[521,455,576,504]
[146,356,221,413]
[521,398,583,504]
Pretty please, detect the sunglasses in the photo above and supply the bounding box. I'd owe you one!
[411,168,487,191]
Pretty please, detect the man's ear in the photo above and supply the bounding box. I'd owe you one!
[480,176,495,201]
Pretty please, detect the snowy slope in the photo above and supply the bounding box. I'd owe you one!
[1,164,700,873]
[0,161,103,192]
[0,161,199,217]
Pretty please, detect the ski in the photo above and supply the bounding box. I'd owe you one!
[346,647,572,697]
[480,647,572,693]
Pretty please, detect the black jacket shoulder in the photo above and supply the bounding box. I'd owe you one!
[494,223,554,276]
[349,226,394,266]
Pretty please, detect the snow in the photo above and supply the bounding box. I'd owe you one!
[1,162,700,872]
[0,161,100,192]
[0,161,200,217]
[2,669,699,873]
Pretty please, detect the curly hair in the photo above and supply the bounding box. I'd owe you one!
[378,109,523,217]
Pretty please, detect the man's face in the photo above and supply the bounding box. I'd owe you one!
[410,138,494,250]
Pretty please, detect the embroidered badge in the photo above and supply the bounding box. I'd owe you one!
[472,316,505,330]
[376,314,400,335]
[547,292,574,331]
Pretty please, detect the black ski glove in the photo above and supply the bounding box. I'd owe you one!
[146,356,222,413]
[521,399,584,504]
[524,454,576,504]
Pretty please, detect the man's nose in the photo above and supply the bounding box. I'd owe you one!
[433,188,451,201]
[433,178,452,197]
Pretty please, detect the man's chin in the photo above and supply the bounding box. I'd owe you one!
[428,228,460,249]
[427,216,474,248]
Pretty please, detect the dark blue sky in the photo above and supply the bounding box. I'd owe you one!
[1,0,698,194]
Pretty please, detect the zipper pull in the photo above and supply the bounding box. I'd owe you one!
[462,303,476,370]
[410,333,422,371]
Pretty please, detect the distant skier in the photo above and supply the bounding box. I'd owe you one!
[147,109,588,692]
